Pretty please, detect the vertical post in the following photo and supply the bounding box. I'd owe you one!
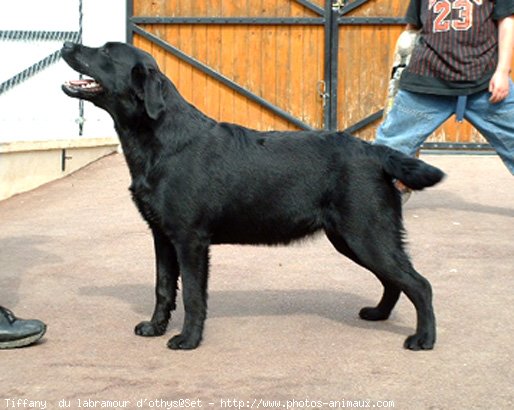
[126,0,134,44]
[323,0,340,131]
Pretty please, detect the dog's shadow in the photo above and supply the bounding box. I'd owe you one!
[409,188,514,217]
[79,284,413,337]
[0,235,63,307]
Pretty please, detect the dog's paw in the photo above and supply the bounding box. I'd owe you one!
[134,320,167,337]
[359,307,390,321]
[403,333,435,351]
[167,333,201,350]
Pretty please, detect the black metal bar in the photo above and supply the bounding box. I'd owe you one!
[323,2,332,129]
[292,0,325,16]
[132,25,314,131]
[126,0,134,43]
[323,0,339,130]
[422,142,493,150]
[338,17,406,25]
[343,110,383,134]
[130,17,324,26]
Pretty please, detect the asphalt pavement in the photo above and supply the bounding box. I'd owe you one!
[0,152,512,410]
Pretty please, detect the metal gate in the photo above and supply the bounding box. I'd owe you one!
[127,0,492,148]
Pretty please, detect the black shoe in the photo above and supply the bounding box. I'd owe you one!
[0,306,46,349]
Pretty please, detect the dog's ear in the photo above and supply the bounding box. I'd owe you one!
[131,63,165,120]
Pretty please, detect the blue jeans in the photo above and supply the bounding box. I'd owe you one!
[376,84,514,175]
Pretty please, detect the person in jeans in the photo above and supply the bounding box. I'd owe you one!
[376,0,514,192]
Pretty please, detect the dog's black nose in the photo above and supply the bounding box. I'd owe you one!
[62,41,76,50]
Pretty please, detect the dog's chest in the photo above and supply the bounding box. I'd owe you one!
[129,178,161,226]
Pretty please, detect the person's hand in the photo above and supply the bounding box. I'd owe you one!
[489,70,510,103]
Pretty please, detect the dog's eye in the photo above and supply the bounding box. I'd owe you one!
[101,47,110,56]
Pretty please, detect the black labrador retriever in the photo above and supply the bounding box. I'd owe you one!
[61,42,444,351]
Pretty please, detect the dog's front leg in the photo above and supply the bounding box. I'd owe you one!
[135,227,179,337]
[167,239,209,350]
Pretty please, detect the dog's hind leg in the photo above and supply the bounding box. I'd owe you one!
[167,238,210,350]
[359,278,401,321]
[135,227,180,337]
[324,213,435,350]
[326,232,401,321]
[376,262,435,351]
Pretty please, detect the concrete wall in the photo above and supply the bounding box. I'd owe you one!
[0,138,119,201]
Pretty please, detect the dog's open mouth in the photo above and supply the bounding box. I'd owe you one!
[63,78,103,96]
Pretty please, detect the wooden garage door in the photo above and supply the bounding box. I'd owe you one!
[128,0,327,132]
[128,0,505,149]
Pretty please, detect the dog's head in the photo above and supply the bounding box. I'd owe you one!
[61,42,165,120]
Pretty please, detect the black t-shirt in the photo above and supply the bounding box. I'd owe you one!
[400,0,514,96]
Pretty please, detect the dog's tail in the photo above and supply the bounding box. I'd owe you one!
[379,145,445,190]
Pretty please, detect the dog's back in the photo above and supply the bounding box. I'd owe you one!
[150,124,443,248]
